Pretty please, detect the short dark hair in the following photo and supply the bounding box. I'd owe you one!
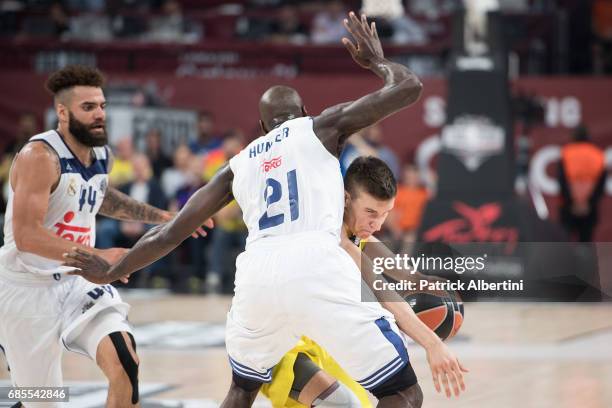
[572,124,589,142]
[344,156,397,200]
[45,65,105,96]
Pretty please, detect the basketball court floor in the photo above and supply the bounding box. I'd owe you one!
[2,291,611,407]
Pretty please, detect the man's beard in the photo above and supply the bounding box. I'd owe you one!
[68,112,107,147]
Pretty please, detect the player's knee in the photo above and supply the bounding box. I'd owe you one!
[371,363,419,402]
[312,381,361,407]
[402,383,424,408]
[231,371,263,395]
[104,332,140,404]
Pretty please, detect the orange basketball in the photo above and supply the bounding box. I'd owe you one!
[405,291,464,340]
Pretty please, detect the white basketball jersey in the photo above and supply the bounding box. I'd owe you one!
[0,130,109,276]
[229,117,344,247]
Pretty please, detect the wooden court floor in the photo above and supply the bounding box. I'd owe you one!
[2,292,612,407]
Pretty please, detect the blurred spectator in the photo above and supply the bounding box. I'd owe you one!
[207,201,247,294]
[1,113,39,214]
[66,9,113,41]
[593,0,612,74]
[560,0,594,73]
[408,0,460,19]
[109,137,134,187]
[361,0,427,44]
[97,154,168,286]
[4,112,38,155]
[558,125,607,242]
[388,163,430,248]
[119,153,168,285]
[340,125,400,179]
[268,4,309,44]
[203,130,246,293]
[146,0,202,43]
[169,158,210,293]
[203,129,244,182]
[65,0,106,13]
[389,14,428,45]
[161,144,193,199]
[311,0,347,44]
[20,1,69,38]
[189,111,222,155]
[144,128,172,180]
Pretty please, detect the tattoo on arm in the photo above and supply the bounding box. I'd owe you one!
[99,187,168,224]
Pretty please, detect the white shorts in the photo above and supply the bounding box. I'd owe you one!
[226,232,410,391]
[0,268,131,406]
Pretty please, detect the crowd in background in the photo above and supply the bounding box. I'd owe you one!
[1,0,612,73]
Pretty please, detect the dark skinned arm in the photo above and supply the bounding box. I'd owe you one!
[313,12,423,156]
[64,164,234,284]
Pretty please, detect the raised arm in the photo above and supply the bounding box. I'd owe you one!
[64,164,234,283]
[313,12,423,156]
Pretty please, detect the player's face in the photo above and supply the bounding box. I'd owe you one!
[345,187,395,239]
[63,86,107,147]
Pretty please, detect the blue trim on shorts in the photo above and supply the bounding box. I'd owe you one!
[228,357,272,383]
[357,317,410,390]
[375,317,409,362]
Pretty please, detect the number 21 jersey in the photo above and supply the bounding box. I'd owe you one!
[229,117,344,247]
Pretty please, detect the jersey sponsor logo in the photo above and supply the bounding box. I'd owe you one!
[248,127,289,158]
[53,211,92,246]
[261,156,282,172]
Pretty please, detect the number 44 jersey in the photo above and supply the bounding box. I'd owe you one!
[0,130,109,276]
[229,117,344,247]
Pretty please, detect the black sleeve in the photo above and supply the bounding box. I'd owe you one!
[589,168,608,207]
[558,160,571,205]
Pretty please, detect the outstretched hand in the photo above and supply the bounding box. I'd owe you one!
[63,247,125,285]
[426,340,469,398]
[342,11,384,69]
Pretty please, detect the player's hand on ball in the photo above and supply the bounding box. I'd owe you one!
[342,11,384,69]
[62,247,124,284]
[426,340,468,398]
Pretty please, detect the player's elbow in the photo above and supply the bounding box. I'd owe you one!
[397,78,423,106]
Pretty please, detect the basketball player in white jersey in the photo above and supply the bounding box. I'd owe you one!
[64,12,466,407]
[0,65,208,408]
